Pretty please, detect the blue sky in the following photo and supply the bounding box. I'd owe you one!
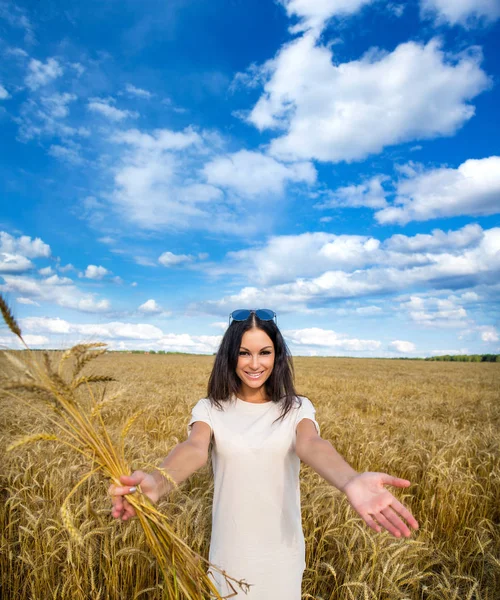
[1,0,499,357]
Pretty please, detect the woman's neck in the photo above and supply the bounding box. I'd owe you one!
[238,385,269,403]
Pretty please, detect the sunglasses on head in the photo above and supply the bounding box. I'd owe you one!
[229,308,277,325]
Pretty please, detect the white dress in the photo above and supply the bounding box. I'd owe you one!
[186,395,320,600]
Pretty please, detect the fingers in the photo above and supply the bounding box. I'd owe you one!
[391,498,420,531]
[112,498,136,521]
[119,471,145,486]
[363,514,382,534]
[380,474,411,488]
[362,505,418,538]
[364,509,406,538]
[109,484,138,496]
[109,474,142,522]
[380,507,411,537]
[120,499,137,520]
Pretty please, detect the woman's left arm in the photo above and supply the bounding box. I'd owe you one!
[296,420,419,538]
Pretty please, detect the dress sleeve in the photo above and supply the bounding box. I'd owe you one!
[187,398,214,438]
[295,396,320,436]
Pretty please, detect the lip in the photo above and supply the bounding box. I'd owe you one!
[245,371,264,379]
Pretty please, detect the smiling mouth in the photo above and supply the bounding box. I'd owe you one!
[245,371,264,379]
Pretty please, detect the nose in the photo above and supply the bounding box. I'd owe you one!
[250,354,260,370]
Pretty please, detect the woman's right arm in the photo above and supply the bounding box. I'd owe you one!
[109,421,212,521]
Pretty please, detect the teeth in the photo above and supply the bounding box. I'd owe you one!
[246,372,263,378]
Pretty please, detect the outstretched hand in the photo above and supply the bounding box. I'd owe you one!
[343,472,419,538]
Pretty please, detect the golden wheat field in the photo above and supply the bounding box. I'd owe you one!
[1,351,499,600]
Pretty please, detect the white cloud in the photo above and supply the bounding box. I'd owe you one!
[317,175,388,209]
[0,253,33,274]
[107,126,230,231]
[384,223,484,253]
[420,0,500,27]
[20,317,221,353]
[24,335,49,345]
[44,274,73,285]
[16,95,89,142]
[431,348,469,356]
[158,252,193,267]
[99,126,316,234]
[71,62,85,76]
[197,226,500,311]
[226,232,382,284]
[0,231,53,275]
[1,275,110,313]
[48,142,84,165]
[400,295,469,328]
[25,58,63,90]
[144,333,221,354]
[58,263,75,273]
[138,299,163,314]
[461,291,480,302]
[40,93,76,119]
[17,297,39,305]
[22,316,72,334]
[125,83,153,98]
[222,224,484,286]
[23,317,163,340]
[0,334,49,348]
[375,156,500,225]
[134,256,157,267]
[245,36,490,163]
[480,326,499,343]
[0,3,35,43]
[88,98,138,121]
[204,150,316,197]
[388,3,405,17]
[280,0,375,33]
[38,266,53,276]
[0,231,51,258]
[5,47,29,58]
[82,265,109,280]
[390,340,416,353]
[112,127,202,151]
[98,237,115,245]
[0,84,9,99]
[285,327,382,354]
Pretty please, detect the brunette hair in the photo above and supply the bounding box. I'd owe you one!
[207,313,299,424]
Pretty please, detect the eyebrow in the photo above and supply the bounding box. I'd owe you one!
[239,346,273,351]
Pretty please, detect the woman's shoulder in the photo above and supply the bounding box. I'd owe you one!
[292,395,316,410]
[292,395,311,408]
[194,397,230,412]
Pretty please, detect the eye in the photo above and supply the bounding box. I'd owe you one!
[260,350,271,355]
[239,350,249,356]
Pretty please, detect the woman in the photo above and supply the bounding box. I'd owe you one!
[109,309,419,599]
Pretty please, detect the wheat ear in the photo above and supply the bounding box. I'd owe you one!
[0,294,26,344]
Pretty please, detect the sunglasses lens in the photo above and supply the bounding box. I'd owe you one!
[255,309,275,321]
[231,309,252,321]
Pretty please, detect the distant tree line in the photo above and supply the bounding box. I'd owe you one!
[11,350,500,362]
[424,354,500,363]
[127,350,191,355]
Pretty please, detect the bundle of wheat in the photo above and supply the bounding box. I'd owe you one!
[0,294,250,599]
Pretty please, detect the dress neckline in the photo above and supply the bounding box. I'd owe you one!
[236,396,272,405]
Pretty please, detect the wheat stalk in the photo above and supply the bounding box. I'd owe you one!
[6,433,58,452]
[0,293,250,599]
[0,295,24,343]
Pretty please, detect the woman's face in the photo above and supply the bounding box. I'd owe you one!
[235,327,275,394]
